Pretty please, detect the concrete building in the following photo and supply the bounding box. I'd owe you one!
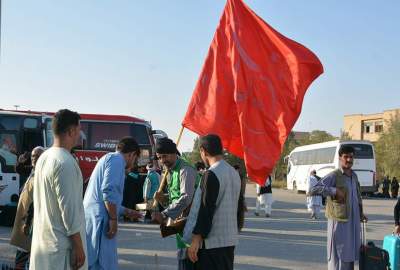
[343,108,400,142]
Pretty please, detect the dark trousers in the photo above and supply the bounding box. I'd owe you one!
[15,250,30,270]
[193,246,235,270]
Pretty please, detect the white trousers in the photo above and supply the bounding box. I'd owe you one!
[255,193,273,215]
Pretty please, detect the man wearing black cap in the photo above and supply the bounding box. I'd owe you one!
[151,138,197,265]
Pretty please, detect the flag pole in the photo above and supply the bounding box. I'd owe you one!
[176,125,185,147]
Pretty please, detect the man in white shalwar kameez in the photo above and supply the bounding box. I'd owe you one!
[30,109,87,270]
[255,175,273,217]
[306,170,323,219]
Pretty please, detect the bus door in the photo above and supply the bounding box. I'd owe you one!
[0,130,19,206]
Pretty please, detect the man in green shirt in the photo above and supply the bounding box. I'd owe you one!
[151,138,197,268]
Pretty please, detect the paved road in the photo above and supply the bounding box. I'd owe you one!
[0,185,396,269]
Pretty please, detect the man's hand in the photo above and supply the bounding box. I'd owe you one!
[22,224,30,235]
[70,233,86,270]
[188,234,202,263]
[154,191,168,205]
[107,219,118,239]
[394,225,400,235]
[151,212,166,224]
[124,208,143,220]
[335,188,345,203]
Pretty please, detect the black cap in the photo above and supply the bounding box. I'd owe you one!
[155,138,178,154]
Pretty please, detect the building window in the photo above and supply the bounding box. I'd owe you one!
[364,122,373,134]
[375,121,383,133]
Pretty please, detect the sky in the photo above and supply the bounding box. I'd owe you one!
[1,0,399,152]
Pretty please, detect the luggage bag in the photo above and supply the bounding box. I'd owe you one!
[383,234,400,270]
[360,222,390,270]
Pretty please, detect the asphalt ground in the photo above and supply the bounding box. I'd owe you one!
[0,184,396,270]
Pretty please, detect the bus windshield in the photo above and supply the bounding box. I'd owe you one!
[344,144,374,159]
[45,119,151,151]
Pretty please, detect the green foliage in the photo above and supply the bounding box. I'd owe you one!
[272,132,299,181]
[188,137,246,177]
[298,130,337,145]
[223,151,246,178]
[340,130,352,140]
[374,114,400,179]
[187,137,201,165]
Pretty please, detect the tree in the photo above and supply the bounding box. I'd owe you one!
[299,130,336,145]
[189,136,246,177]
[375,114,400,179]
[187,137,201,165]
[340,130,352,140]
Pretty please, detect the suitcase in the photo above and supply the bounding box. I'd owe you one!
[360,222,391,270]
[383,234,400,270]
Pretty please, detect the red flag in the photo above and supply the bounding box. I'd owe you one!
[182,0,323,185]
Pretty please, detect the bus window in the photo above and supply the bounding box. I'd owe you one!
[0,132,18,173]
[131,124,150,145]
[345,144,374,159]
[23,118,39,129]
[89,122,131,151]
[318,147,336,164]
[0,115,23,131]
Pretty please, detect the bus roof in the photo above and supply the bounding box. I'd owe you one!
[289,140,373,154]
[0,109,148,124]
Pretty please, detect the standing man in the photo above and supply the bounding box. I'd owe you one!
[310,145,367,270]
[255,175,273,217]
[30,109,87,270]
[306,170,323,219]
[151,138,197,266]
[84,137,142,270]
[382,176,391,198]
[187,134,241,270]
[391,177,399,199]
[143,162,160,221]
[10,146,44,270]
[143,162,160,204]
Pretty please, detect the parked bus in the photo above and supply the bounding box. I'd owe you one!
[286,140,376,194]
[0,109,155,207]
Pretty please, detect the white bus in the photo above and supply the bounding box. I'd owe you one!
[286,140,376,194]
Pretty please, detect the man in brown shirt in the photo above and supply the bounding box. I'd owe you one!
[10,146,44,270]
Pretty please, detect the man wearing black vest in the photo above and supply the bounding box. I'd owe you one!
[187,134,241,270]
[310,145,367,270]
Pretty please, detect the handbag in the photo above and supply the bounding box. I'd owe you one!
[160,216,187,238]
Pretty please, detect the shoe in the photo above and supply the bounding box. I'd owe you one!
[254,212,259,216]
[265,214,270,218]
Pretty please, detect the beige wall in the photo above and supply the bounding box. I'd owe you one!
[343,109,400,142]
[344,114,363,140]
